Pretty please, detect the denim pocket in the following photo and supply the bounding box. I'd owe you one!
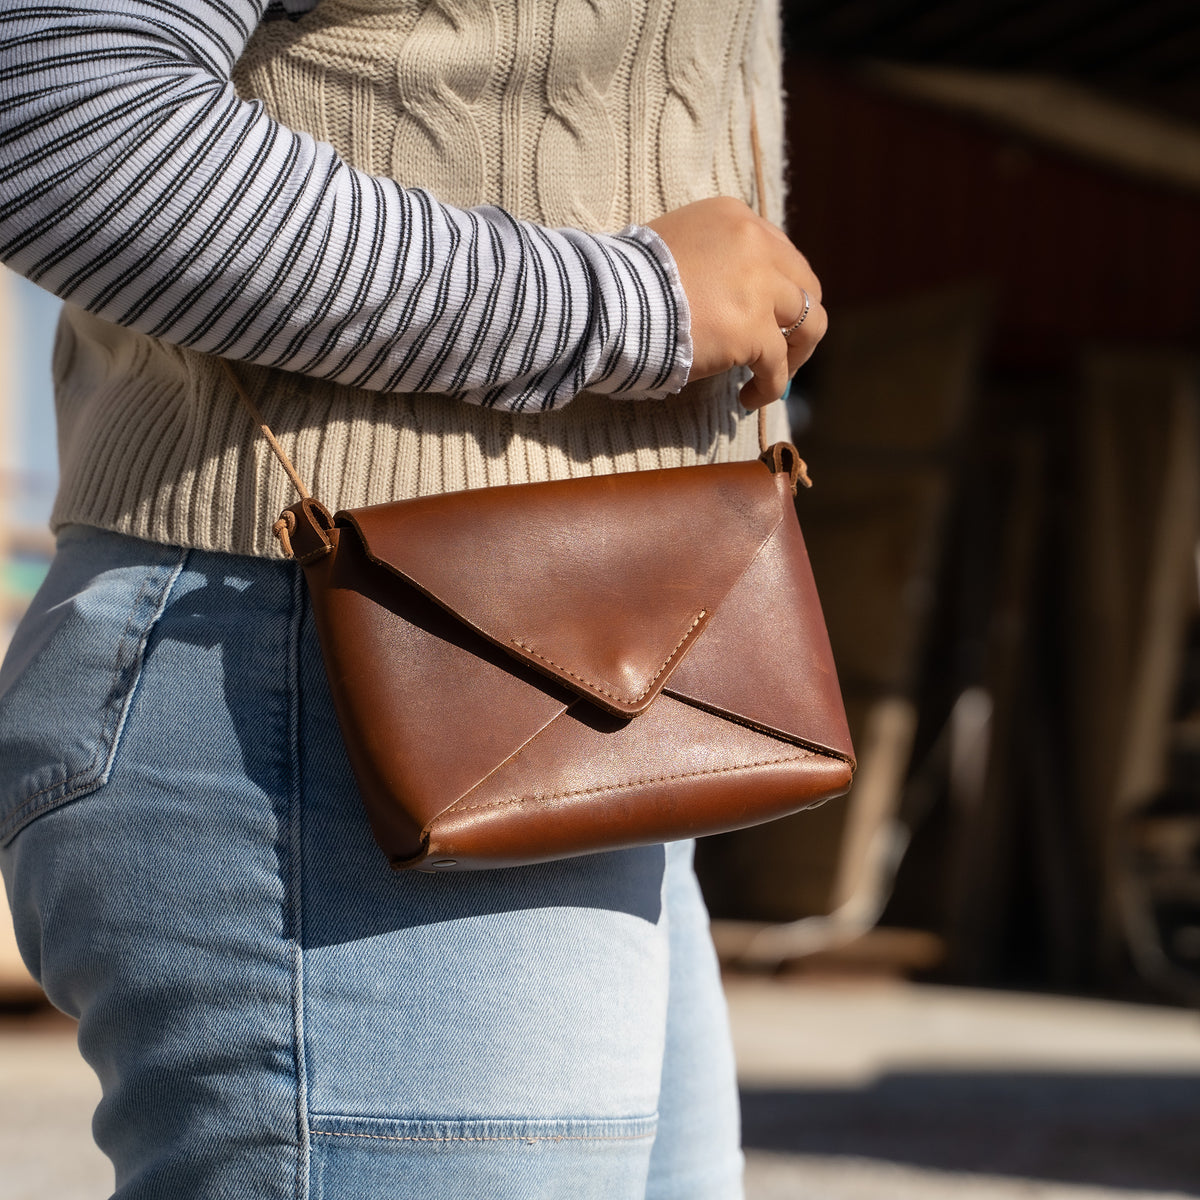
[0,527,187,844]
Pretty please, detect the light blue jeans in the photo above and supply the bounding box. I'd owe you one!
[0,526,743,1199]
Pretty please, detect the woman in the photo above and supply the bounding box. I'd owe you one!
[0,1,826,1196]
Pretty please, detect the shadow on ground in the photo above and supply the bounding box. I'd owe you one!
[741,1071,1200,1194]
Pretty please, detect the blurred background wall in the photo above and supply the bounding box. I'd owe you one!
[0,267,58,648]
[699,0,1200,1006]
[0,267,58,997]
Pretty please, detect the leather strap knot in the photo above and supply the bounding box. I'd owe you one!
[272,498,336,563]
[759,442,812,493]
[273,509,297,558]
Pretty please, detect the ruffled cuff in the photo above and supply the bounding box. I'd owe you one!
[581,223,694,400]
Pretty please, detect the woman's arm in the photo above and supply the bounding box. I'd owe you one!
[0,0,690,411]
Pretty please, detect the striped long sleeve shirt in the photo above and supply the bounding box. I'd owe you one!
[0,0,692,412]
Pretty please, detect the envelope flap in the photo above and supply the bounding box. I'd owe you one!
[338,461,789,716]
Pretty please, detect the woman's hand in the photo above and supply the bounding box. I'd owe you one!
[647,197,827,410]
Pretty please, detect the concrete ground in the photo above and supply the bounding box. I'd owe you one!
[1,977,1198,1199]
[729,977,1200,1200]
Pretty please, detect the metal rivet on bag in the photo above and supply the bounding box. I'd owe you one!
[430,859,458,868]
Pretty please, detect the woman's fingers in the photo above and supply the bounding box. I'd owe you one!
[647,197,827,408]
[782,291,828,373]
[740,332,791,411]
[738,295,829,410]
[737,277,830,409]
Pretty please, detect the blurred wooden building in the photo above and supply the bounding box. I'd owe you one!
[701,2,1200,1001]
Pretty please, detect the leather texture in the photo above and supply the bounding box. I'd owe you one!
[288,449,855,869]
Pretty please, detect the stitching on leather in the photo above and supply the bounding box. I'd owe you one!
[309,1130,655,1144]
[512,611,706,706]
[450,749,816,816]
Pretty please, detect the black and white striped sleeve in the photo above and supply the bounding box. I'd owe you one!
[0,0,693,412]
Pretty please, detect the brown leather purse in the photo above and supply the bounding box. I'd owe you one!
[220,114,852,869]
[224,362,854,869]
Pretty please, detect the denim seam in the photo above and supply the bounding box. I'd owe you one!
[0,547,189,844]
[308,1130,657,1144]
[287,564,311,1200]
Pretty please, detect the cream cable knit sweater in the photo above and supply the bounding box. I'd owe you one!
[2,0,787,556]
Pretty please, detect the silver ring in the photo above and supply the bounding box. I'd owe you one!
[781,289,812,339]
